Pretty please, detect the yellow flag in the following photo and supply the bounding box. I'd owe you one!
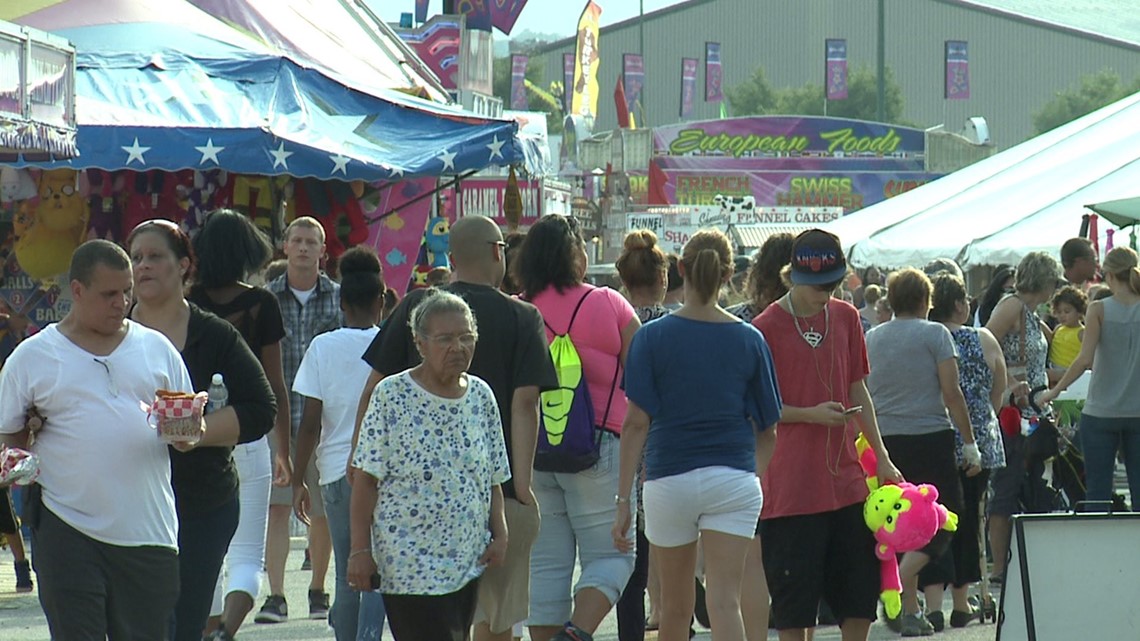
[571,1,602,121]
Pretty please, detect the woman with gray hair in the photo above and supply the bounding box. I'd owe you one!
[984,251,1060,585]
[348,290,510,640]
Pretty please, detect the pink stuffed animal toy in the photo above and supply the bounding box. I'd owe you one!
[855,435,958,618]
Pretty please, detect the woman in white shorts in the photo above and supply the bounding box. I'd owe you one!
[614,229,782,641]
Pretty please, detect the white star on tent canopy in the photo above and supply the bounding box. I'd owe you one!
[330,153,350,175]
[437,149,457,172]
[486,135,505,160]
[380,162,404,178]
[122,138,151,165]
[270,141,294,170]
[195,138,225,165]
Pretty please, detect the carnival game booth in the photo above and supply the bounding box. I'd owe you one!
[0,0,538,328]
[0,20,76,160]
[830,91,1140,273]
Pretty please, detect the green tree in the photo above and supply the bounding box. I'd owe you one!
[492,55,563,133]
[726,64,907,124]
[725,66,779,116]
[1033,69,1140,134]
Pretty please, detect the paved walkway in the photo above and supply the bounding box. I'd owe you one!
[1,540,1004,640]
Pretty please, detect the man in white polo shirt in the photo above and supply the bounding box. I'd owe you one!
[0,240,195,640]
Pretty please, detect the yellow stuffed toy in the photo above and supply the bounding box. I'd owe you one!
[14,169,90,282]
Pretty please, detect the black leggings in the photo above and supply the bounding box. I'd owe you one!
[616,522,650,641]
[383,578,480,641]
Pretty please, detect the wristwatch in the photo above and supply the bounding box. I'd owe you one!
[614,495,630,505]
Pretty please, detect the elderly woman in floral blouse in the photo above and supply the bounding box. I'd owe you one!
[348,290,509,641]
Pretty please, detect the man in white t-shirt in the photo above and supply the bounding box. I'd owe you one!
[0,240,195,640]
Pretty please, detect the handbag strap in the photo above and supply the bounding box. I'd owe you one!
[1018,302,1028,368]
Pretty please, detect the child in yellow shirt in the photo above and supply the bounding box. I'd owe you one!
[1048,285,1085,428]
[1049,285,1087,369]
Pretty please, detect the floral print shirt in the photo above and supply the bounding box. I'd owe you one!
[352,371,510,595]
[950,327,1006,470]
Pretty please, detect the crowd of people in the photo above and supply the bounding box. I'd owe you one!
[1,211,1138,641]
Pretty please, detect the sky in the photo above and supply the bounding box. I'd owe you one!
[369,1,688,40]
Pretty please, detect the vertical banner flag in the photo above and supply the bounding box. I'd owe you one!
[456,0,493,31]
[563,53,575,113]
[491,0,528,35]
[705,42,722,102]
[571,1,603,120]
[825,38,848,100]
[680,57,698,119]
[945,40,970,99]
[623,54,644,115]
[614,74,631,129]
[415,0,429,23]
[510,54,529,110]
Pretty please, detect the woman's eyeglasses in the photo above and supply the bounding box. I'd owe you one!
[424,333,478,349]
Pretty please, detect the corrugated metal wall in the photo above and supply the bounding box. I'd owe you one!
[536,0,1140,149]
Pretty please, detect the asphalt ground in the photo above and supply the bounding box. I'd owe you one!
[1,539,1005,641]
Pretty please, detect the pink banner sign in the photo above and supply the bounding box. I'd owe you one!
[510,54,528,110]
[825,39,848,100]
[945,40,969,100]
[680,57,698,119]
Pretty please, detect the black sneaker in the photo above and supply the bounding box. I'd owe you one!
[14,559,33,593]
[308,589,330,620]
[254,595,288,624]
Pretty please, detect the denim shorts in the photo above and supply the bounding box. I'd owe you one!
[528,431,636,626]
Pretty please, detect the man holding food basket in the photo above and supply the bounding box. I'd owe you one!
[0,240,198,640]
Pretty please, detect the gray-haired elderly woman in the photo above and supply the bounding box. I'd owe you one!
[348,290,510,641]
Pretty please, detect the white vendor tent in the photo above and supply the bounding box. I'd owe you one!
[829,91,1140,269]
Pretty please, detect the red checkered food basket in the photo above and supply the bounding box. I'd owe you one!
[148,392,209,443]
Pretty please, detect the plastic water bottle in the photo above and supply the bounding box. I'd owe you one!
[207,373,229,414]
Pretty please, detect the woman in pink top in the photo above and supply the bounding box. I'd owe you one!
[514,215,640,641]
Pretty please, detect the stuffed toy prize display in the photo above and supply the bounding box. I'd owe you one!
[855,435,959,618]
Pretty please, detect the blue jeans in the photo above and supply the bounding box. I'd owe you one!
[1079,414,1140,507]
[322,476,386,641]
[530,432,636,625]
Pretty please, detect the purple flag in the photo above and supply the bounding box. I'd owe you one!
[456,0,492,31]
[623,54,644,114]
[491,0,528,35]
[415,0,429,23]
[945,40,970,100]
[510,54,528,110]
[825,39,848,100]
[680,58,698,119]
[705,42,722,102]
[563,53,575,113]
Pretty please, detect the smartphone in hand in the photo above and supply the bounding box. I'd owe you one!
[843,405,864,415]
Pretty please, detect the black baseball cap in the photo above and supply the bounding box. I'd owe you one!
[790,229,847,286]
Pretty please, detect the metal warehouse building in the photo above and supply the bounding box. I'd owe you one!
[533,0,1140,149]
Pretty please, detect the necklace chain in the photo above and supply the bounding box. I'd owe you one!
[788,293,844,476]
[788,293,829,349]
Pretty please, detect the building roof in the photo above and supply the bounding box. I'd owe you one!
[534,0,1140,53]
[958,0,1140,48]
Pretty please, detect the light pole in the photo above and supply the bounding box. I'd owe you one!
[639,0,645,57]
[876,0,886,122]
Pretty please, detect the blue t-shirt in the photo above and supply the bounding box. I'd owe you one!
[624,315,782,481]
